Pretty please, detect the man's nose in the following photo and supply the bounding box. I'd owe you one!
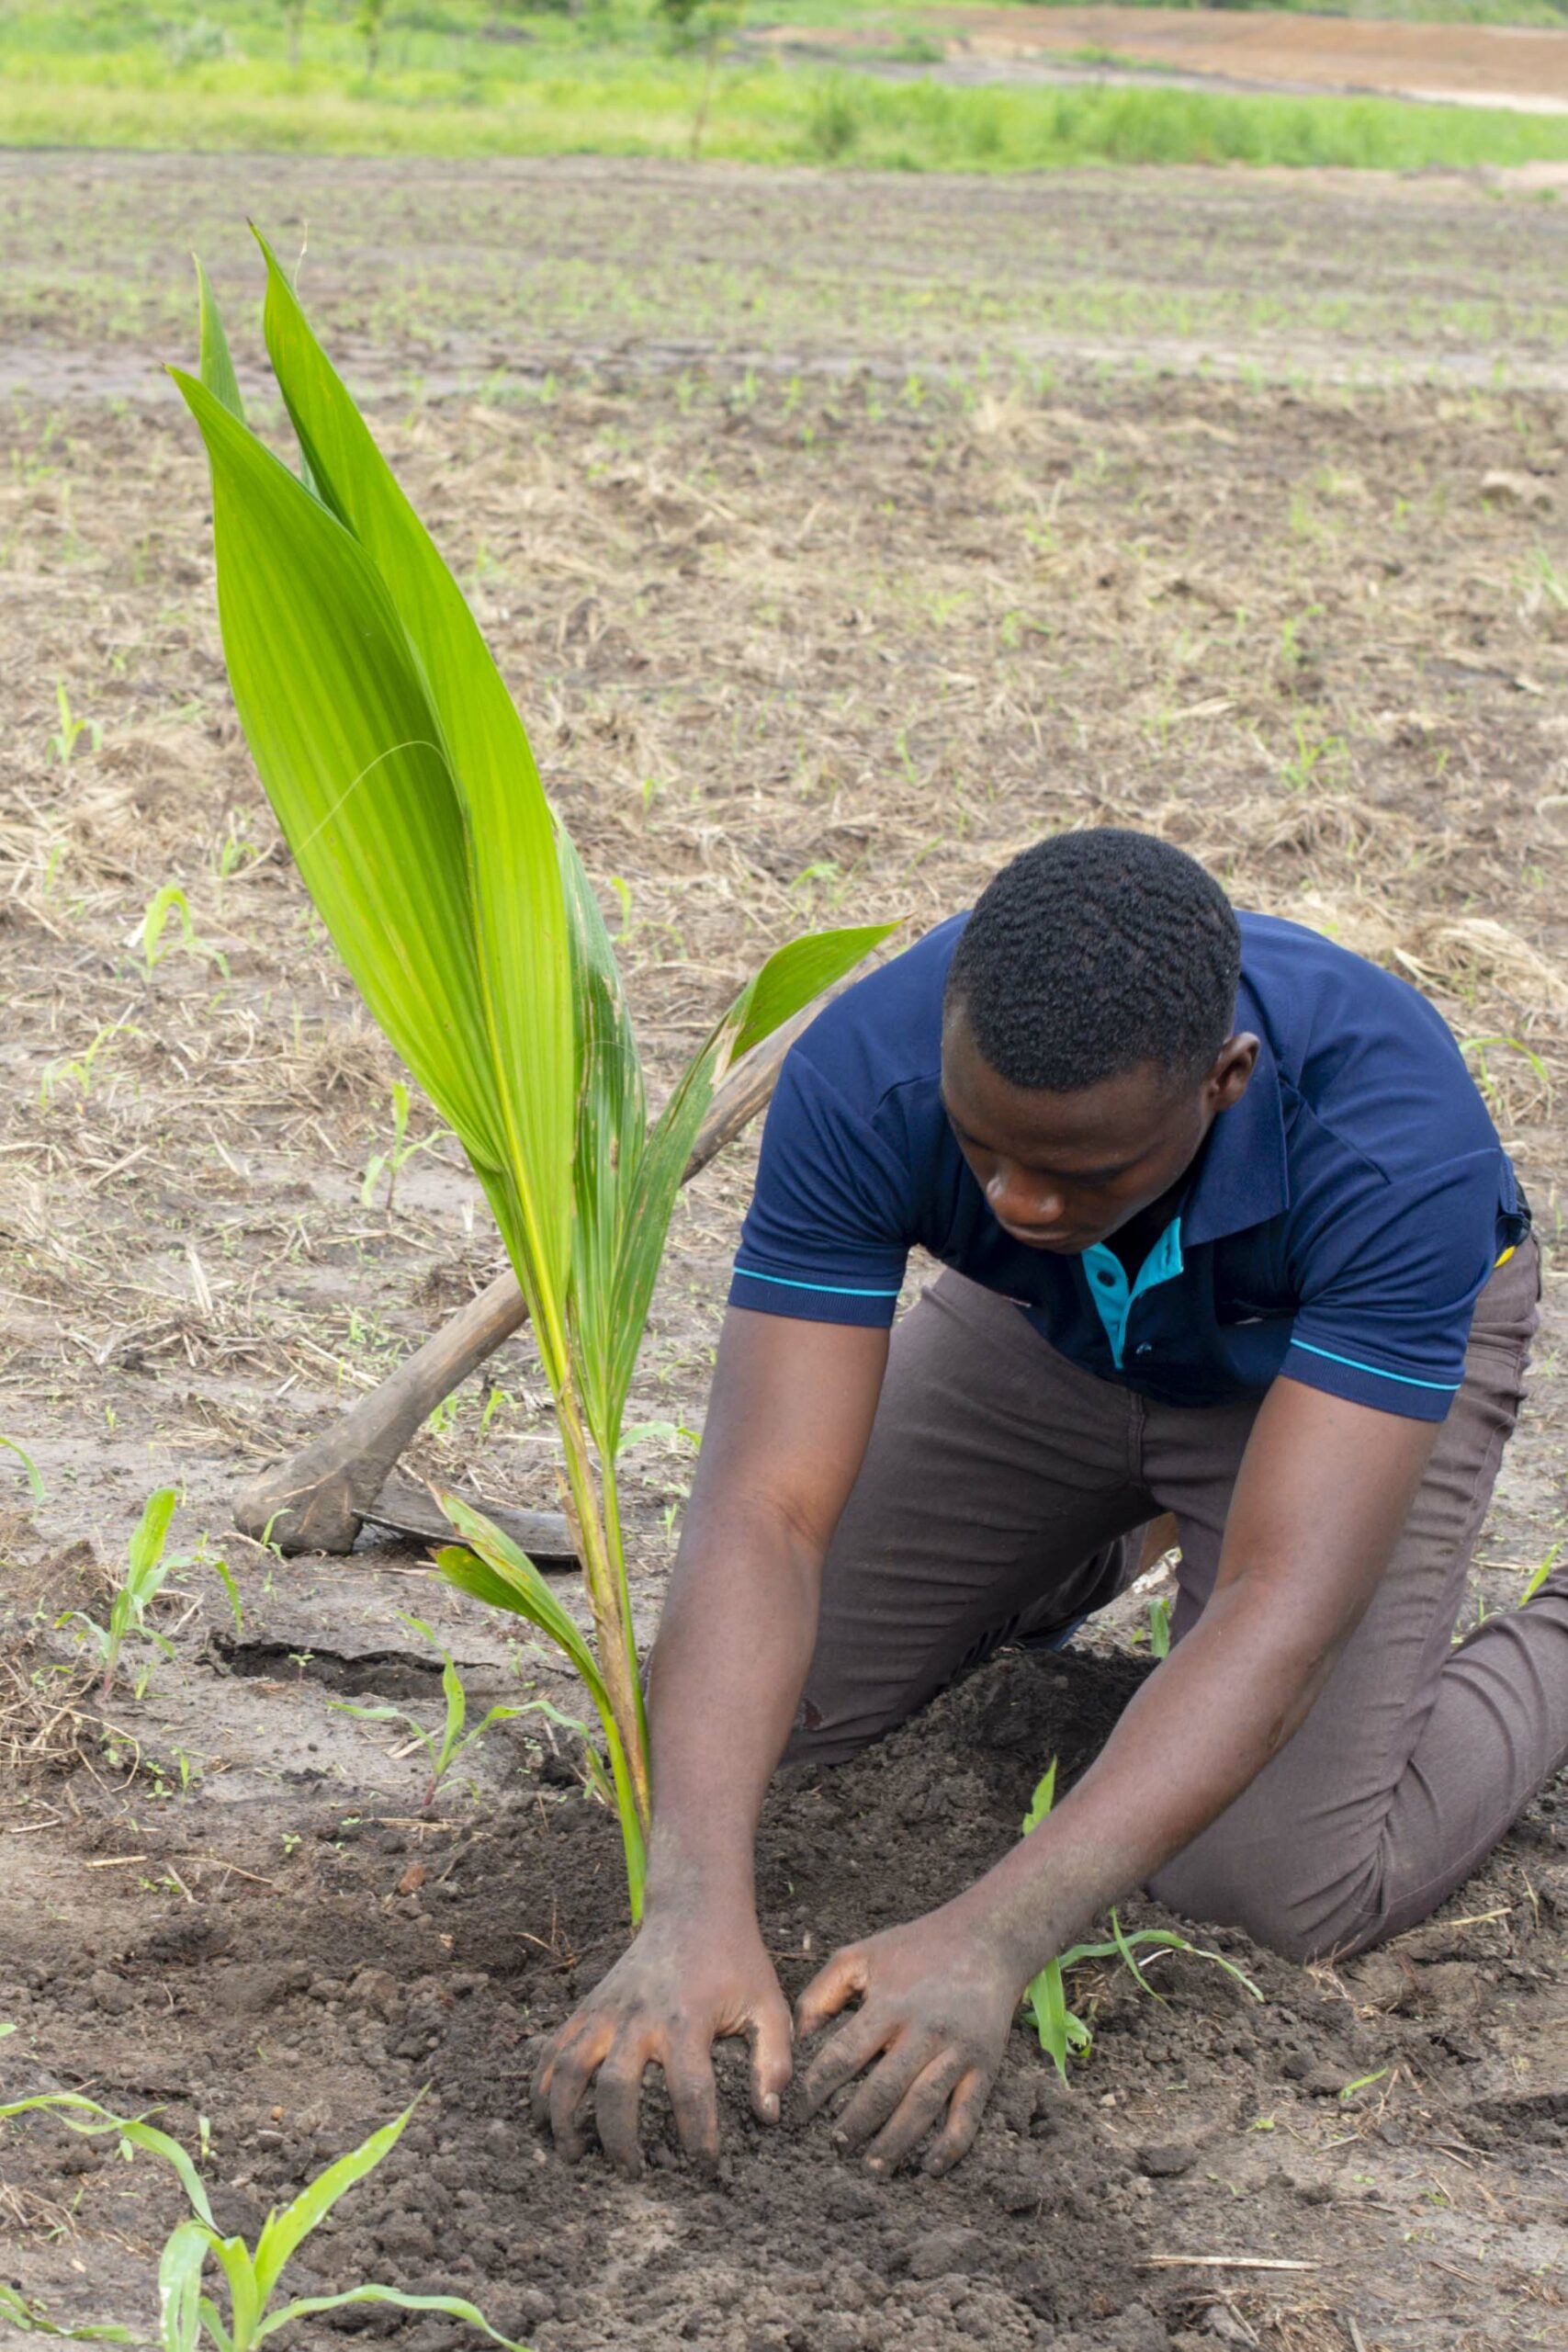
[987,1166,1063,1224]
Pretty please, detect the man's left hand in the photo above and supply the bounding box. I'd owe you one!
[795,1906,1020,2175]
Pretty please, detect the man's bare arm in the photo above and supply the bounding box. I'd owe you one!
[795,1377,1438,2174]
[532,1306,887,2173]
[642,1308,888,1905]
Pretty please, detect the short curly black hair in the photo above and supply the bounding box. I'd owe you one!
[944,829,1240,1091]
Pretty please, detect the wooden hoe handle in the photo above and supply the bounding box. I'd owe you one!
[233,997,821,1558]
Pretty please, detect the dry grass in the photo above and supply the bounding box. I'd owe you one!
[5,338,1568,1560]
[0,153,1563,1591]
[0,1642,140,1781]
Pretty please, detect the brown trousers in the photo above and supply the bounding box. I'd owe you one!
[786,1238,1568,1962]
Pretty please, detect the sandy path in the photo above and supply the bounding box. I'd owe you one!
[780,4,1568,113]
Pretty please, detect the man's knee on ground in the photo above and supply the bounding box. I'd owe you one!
[1149,1843,1385,1969]
[779,1696,875,1772]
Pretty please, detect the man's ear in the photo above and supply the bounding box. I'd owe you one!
[1207,1033,1259,1114]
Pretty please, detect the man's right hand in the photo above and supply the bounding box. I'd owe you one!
[531,1311,886,2178]
[530,1906,794,2177]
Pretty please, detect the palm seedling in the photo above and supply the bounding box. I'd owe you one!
[175,242,892,1921]
[1021,1761,1263,2083]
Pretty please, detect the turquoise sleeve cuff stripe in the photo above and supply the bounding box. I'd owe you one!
[1291,1339,1461,1395]
[733,1266,903,1299]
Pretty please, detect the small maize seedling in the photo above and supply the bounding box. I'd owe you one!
[329,1612,527,1810]
[135,884,225,980]
[1519,1539,1563,1604]
[58,1487,185,1700]
[209,1552,244,1636]
[1,1430,46,1502]
[1021,1761,1264,2084]
[39,1018,145,1109]
[1019,1762,1090,2078]
[214,808,263,882]
[1146,1592,1172,1658]
[47,681,101,766]
[176,240,894,1919]
[0,2093,528,2352]
[360,1078,447,1212]
[1517,544,1568,618]
[0,2278,130,2340]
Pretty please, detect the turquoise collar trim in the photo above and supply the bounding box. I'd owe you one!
[1081,1219,1185,1370]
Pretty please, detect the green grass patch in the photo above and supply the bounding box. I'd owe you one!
[7,1,1568,169]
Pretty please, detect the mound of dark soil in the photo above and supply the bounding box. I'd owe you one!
[3,1640,1562,2351]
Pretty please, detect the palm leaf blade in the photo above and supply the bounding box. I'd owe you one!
[194,257,244,424]
[255,239,575,1330]
[584,922,898,1457]
[170,368,502,1171]
[727,922,898,1067]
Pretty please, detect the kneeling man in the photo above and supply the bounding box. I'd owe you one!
[536,828,1564,2178]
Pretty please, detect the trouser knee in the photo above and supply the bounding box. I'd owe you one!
[779,1692,879,1771]
[1148,1847,1380,1968]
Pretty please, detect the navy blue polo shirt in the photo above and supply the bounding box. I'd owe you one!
[729,912,1528,1424]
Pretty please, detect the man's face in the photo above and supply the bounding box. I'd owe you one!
[941,1006,1258,1257]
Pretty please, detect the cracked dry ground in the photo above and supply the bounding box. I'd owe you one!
[2,153,1566,2352]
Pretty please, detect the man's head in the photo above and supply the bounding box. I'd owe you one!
[942,829,1257,1255]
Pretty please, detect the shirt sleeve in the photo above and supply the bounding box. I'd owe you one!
[1281,1148,1506,1423]
[728,1046,914,1329]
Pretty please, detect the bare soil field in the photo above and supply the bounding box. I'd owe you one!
[2,153,1566,2352]
[772,5,1568,112]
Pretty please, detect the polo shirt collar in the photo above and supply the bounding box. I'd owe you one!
[1179,1019,1290,1249]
